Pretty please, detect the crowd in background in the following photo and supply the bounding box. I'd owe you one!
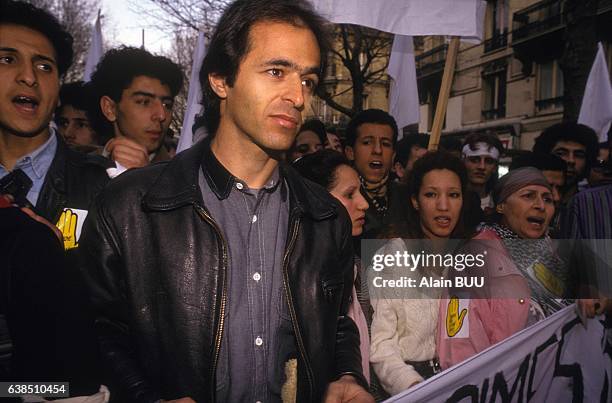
[1,0,611,402]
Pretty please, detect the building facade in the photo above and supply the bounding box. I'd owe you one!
[311,0,612,154]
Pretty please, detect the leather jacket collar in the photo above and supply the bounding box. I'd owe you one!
[142,136,338,220]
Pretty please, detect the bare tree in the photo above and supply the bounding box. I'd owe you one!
[317,25,392,119]
[27,0,101,82]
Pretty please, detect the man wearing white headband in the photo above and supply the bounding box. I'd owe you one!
[461,133,504,211]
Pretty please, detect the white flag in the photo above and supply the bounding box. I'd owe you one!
[388,35,419,135]
[310,0,485,40]
[578,42,612,142]
[83,12,103,82]
[177,32,207,154]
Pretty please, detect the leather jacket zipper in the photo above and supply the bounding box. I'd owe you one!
[195,205,228,403]
[282,216,315,400]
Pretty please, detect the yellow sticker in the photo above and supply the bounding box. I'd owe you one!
[533,262,564,297]
[55,208,87,250]
[446,296,468,337]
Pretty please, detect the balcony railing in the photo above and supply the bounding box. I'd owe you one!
[482,107,506,121]
[484,30,508,53]
[513,0,564,43]
[416,44,448,78]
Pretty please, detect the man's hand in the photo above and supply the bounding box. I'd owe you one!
[324,375,374,403]
[106,137,149,169]
[577,298,611,318]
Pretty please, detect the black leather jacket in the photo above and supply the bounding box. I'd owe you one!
[36,134,110,223]
[79,139,366,402]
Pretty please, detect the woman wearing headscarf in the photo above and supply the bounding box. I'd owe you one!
[438,167,568,369]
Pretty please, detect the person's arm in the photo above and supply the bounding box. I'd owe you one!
[325,210,373,402]
[369,298,423,395]
[79,194,161,402]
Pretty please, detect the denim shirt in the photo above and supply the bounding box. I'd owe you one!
[0,131,57,206]
[199,145,295,402]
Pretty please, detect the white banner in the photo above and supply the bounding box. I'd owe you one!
[388,35,419,134]
[177,32,207,154]
[83,12,104,82]
[386,305,612,402]
[578,42,612,143]
[310,0,486,41]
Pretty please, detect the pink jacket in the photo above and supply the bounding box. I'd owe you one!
[436,229,531,369]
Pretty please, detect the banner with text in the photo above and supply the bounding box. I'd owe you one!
[385,305,611,402]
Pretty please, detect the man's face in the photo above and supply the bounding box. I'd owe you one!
[551,141,586,184]
[406,144,427,171]
[541,169,564,207]
[56,105,96,146]
[289,130,323,161]
[211,21,320,152]
[464,154,497,186]
[102,75,173,153]
[346,123,395,183]
[0,24,59,138]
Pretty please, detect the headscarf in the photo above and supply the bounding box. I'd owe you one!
[493,167,551,205]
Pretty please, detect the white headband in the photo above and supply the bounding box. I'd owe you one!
[462,142,500,160]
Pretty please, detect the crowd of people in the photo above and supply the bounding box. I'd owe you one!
[1,0,611,402]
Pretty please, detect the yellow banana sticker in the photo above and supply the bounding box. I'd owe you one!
[446,296,468,337]
[56,208,79,250]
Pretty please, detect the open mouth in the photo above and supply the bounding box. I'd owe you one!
[369,161,383,170]
[434,216,451,226]
[12,95,39,113]
[526,216,545,227]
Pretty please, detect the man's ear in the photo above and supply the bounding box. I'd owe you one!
[496,203,505,214]
[411,195,419,210]
[393,161,404,179]
[209,73,228,99]
[345,145,355,161]
[100,96,117,122]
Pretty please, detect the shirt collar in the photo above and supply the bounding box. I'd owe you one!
[15,131,57,179]
[200,138,282,200]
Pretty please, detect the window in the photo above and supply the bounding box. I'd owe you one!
[485,0,508,52]
[536,60,564,112]
[482,68,506,120]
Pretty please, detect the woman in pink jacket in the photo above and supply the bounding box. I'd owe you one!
[438,167,559,369]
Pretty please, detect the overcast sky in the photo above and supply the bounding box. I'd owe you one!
[101,0,171,54]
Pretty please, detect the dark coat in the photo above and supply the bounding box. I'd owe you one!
[79,138,366,402]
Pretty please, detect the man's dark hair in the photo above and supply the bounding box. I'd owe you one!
[532,122,599,175]
[462,132,504,156]
[199,0,331,135]
[88,46,183,135]
[440,136,462,154]
[292,149,351,190]
[55,81,93,116]
[298,119,327,145]
[510,151,567,175]
[0,0,73,76]
[345,109,399,148]
[395,133,429,166]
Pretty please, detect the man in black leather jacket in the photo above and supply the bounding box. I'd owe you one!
[79,1,372,402]
[0,1,109,397]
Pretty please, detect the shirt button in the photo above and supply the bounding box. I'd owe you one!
[253,272,261,281]
[252,215,258,223]
[236,182,244,190]
[255,336,263,346]
[518,298,525,304]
